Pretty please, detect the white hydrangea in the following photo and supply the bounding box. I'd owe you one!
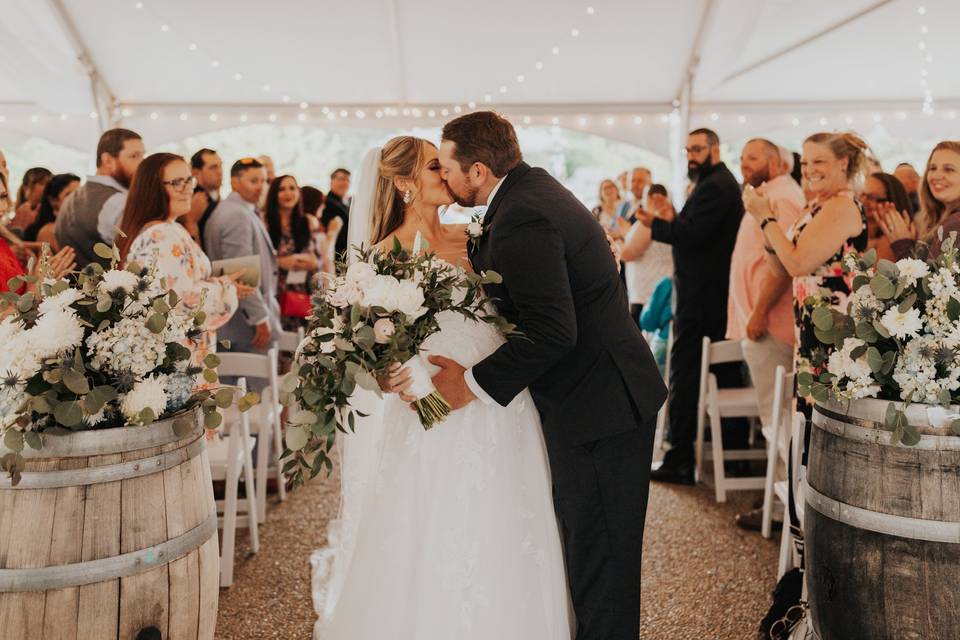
[86,317,167,376]
[893,337,960,404]
[30,308,85,360]
[880,306,924,340]
[162,310,195,345]
[927,267,958,299]
[120,374,169,422]
[99,269,141,295]
[827,338,881,399]
[38,287,83,315]
[895,258,930,286]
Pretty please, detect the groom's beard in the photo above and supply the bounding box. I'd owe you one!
[447,182,480,208]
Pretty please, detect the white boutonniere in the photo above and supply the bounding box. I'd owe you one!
[465,212,489,254]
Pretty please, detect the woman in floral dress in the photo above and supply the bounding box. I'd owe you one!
[744,132,869,419]
[118,153,252,365]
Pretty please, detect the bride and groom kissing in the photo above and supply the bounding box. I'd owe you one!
[312,111,666,640]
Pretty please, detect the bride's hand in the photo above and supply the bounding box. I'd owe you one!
[378,363,413,397]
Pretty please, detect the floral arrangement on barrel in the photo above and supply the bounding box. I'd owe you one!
[803,231,960,445]
[279,238,515,486]
[0,243,258,485]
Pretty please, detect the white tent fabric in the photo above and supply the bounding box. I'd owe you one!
[1,0,958,154]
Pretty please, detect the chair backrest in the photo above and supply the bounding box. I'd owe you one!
[707,338,745,365]
[277,328,305,354]
[217,348,279,383]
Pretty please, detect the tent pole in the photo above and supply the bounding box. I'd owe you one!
[46,0,119,133]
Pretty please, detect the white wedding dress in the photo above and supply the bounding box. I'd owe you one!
[310,308,572,639]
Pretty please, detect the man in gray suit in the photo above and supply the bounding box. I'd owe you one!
[203,158,281,374]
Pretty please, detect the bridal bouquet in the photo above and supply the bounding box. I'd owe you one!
[280,238,515,485]
[0,243,257,485]
[803,231,960,444]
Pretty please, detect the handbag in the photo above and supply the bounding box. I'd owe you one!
[280,290,312,318]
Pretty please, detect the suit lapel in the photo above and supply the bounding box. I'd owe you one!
[483,161,531,228]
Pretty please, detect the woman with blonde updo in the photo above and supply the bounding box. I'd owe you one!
[879,140,960,260]
[743,131,868,418]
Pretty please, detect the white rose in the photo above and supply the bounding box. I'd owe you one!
[467,222,483,237]
[346,262,377,286]
[373,318,396,344]
[327,284,352,309]
[363,275,401,312]
[395,280,427,320]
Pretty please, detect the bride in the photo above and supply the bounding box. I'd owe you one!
[310,136,571,639]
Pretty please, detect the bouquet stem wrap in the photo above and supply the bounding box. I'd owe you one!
[402,355,452,430]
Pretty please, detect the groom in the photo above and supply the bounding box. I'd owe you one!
[433,111,667,639]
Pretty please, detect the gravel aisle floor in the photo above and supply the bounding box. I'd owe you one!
[216,470,778,639]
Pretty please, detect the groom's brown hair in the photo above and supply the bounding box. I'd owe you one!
[441,111,522,178]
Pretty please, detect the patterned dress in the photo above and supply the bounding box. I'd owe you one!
[276,227,315,331]
[788,194,868,418]
[127,221,239,366]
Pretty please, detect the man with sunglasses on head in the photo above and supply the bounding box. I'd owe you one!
[203,158,281,380]
[635,128,744,484]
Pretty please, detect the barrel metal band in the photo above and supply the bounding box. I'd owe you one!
[0,434,206,489]
[803,479,960,544]
[0,512,217,592]
[813,404,960,451]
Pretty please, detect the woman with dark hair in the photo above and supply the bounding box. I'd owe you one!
[879,141,960,260]
[264,175,319,327]
[23,173,81,248]
[119,153,250,360]
[11,167,52,232]
[860,171,914,261]
[302,184,339,274]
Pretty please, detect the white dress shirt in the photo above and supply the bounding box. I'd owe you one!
[463,175,507,406]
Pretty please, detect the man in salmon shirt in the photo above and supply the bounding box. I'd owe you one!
[727,138,805,531]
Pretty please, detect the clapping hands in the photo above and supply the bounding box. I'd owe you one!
[742,184,773,221]
[876,203,916,243]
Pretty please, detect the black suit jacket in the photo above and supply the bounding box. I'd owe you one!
[650,162,742,330]
[470,162,667,447]
[322,193,350,258]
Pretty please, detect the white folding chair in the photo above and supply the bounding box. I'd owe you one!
[652,321,674,459]
[217,348,286,521]
[761,366,796,539]
[694,337,767,502]
[206,376,260,588]
[778,412,806,578]
[278,327,306,355]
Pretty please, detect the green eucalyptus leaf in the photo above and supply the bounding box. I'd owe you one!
[881,351,897,375]
[23,430,42,451]
[901,424,921,446]
[53,401,83,427]
[285,425,309,451]
[3,428,25,453]
[214,388,234,409]
[812,307,834,331]
[810,383,830,404]
[860,248,878,268]
[173,417,194,437]
[873,319,891,339]
[870,274,896,300]
[203,353,221,369]
[146,313,167,334]
[950,419,960,436]
[849,344,869,361]
[876,259,899,280]
[204,411,223,429]
[797,371,815,387]
[947,298,960,323]
[481,270,503,285]
[202,369,218,384]
[856,321,880,343]
[898,293,918,314]
[885,402,898,426]
[62,368,90,395]
[813,326,834,346]
[93,243,113,260]
[866,347,885,374]
[138,407,156,425]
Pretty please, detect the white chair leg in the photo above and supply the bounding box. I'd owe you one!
[220,428,240,588]
[272,390,287,502]
[255,416,270,523]
[239,394,260,554]
[761,433,779,539]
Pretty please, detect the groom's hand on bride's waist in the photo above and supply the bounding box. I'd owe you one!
[428,355,476,411]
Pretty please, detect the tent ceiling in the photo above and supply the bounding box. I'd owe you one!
[1,0,958,155]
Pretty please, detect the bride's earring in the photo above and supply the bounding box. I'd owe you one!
[403,190,412,204]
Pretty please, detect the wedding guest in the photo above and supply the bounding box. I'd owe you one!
[881,141,960,260]
[860,172,914,261]
[620,184,673,326]
[264,174,319,329]
[591,178,622,228]
[23,173,81,249]
[56,128,144,267]
[640,275,673,374]
[0,151,11,219]
[636,128,743,484]
[302,185,337,274]
[10,167,52,232]
[187,148,223,247]
[322,168,351,259]
[743,131,868,421]
[617,166,653,223]
[118,153,250,365]
[257,155,276,210]
[894,162,921,212]
[0,240,75,301]
[204,157,281,374]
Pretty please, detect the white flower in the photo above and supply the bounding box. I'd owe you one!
[38,287,83,315]
[880,307,923,340]
[120,375,169,422]
[373,318,395,344]
[83,409,108,426]
[345,262,376,287]
[394,280,427,320]
[826,338,881,399]
[362,275,401,312]
[99,269,141,294]
[895,258,929,285]
[86,317,167,376]
[467,221,484,237]
[31,309,85,360]
[0,317,24,347]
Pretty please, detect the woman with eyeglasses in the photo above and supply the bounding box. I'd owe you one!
[879,141,960,261]
[118,153,253,362]
[859,172,914,262]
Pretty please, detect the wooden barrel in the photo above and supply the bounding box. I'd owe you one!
[0,410,219,640]
[806,398,960,640]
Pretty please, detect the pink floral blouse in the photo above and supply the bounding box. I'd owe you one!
[127,220,239,338]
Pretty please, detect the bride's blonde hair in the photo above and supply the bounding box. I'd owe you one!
[369,136,431,245]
